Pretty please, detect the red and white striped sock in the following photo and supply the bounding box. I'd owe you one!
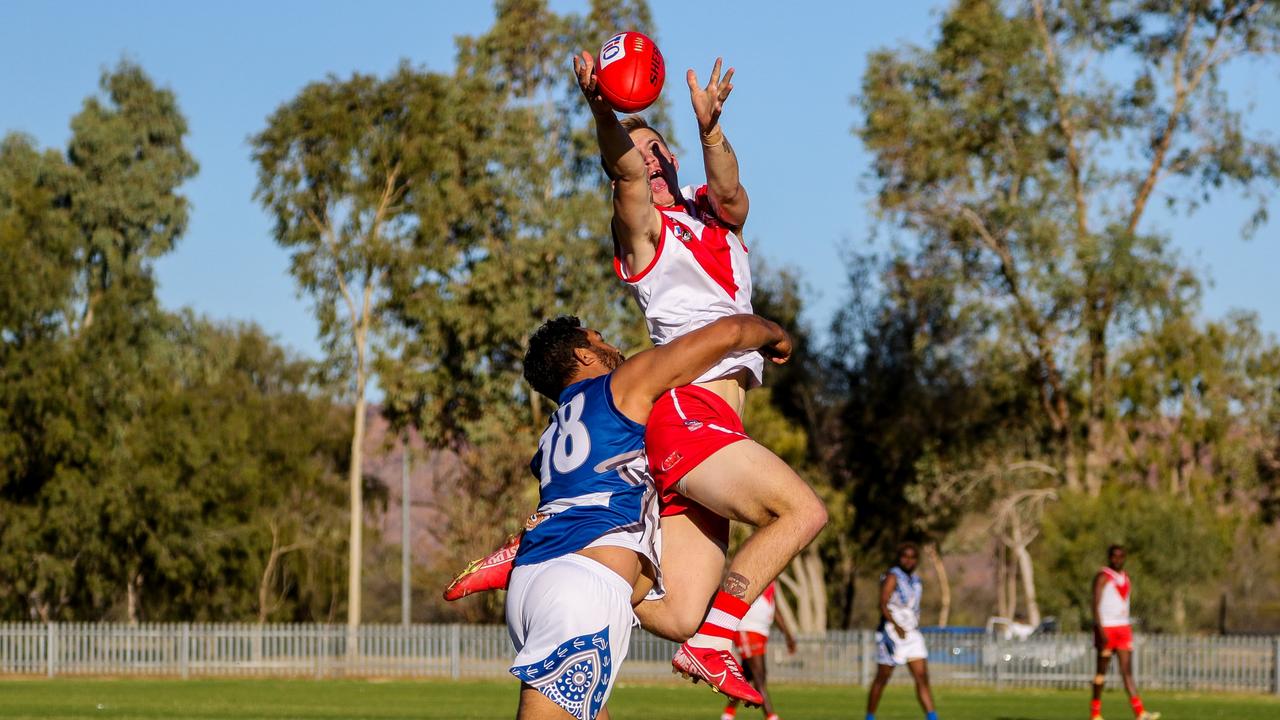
[686,591,750,651]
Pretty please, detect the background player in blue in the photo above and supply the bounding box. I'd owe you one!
[507,313,791,720]
[866,543,939,720]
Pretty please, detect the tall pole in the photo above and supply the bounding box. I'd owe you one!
[401,441,411,626]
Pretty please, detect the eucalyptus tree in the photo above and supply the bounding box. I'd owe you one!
[857,0,1280,493]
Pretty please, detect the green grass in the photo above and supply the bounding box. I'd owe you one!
[0,679,1276,720]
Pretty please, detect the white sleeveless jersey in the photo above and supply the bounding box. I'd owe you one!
[614,185,764,388]
[737,582,777,635]
[1098,567,1131,627]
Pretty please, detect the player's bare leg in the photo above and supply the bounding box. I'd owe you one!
[633,511,725,641]
[680,440,827,607]
[1091,649,1111,717]
[1116,650,1138,698]
[906,658,936,714]
[517,684,609,719]
[745,655,774,717]
[866,664,895,717]
[1116,650,1159,719]
[662,440,824,706]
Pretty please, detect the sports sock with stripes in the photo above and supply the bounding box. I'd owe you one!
[685,591,749,651]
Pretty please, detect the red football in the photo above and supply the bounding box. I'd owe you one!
[595,31,665,113]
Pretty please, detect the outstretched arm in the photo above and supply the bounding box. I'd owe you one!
[573,51,661,270]
[688,58,749,229]
[611,314,790,423]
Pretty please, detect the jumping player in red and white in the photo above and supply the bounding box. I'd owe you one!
[1091,545,1159,720]
[720,581,797,720]
[445,51,827,705]
[570,49,828,704]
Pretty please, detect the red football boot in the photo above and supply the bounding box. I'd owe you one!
[442,532,521,601]
[671,642,764,706]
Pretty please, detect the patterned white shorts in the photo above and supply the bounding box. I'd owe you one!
[506,554,636,720]
[876,624,928,666]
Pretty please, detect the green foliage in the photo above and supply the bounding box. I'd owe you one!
[369,0,662,620]
[856,0,1280,493]
[1037,487,1231,631]
[0,64,348,622]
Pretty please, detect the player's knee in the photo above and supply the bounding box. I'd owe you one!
[666,602,704,641]
[797,492,828,541]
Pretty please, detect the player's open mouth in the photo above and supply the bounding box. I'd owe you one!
[649,171,668,195]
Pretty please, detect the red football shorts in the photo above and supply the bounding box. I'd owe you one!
[645,385,750,543]
[735,631,769,659]
[1097,625,1133,652]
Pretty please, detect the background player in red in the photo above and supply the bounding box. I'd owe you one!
[572,46,828,701]
[1091,545,1159,720]
[720,581,797,720]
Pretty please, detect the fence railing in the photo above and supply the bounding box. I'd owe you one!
[1,623,1277,694]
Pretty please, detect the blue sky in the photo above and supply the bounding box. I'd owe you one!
[1,1,1276,362]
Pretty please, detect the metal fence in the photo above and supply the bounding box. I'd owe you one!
[1,623,1277,694]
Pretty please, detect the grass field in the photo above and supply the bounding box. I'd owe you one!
[0,679,1277,720]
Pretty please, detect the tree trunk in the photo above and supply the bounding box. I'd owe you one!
[996,542,1009,619]
[259,523,283,624]
[924,542,951,627]
[1011,539,1042,626]
[126,571,142,625]
[776,546,828,634]
[835,535,857,630]
[1085,415,1106,498]
[1084,319,1108,497]
[347,365,367,656]
[1063,432,1082,493]
[803,546,828,633]
[1006,553,1019,620]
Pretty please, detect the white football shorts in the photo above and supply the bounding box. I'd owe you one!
[876,625,928,666]
[506,553,636,720]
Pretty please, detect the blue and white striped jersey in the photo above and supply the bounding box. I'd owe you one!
[516,374,661,580]
[881,566,923,631]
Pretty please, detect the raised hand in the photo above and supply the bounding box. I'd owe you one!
[572,50,613,115]
[686,57,735,134]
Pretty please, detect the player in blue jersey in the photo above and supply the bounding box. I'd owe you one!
[508,313,791,720]
[866,543,938,720]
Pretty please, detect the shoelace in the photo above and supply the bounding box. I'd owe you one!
[716,650,748,681]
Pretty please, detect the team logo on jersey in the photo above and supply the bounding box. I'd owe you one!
[661,451,683,472]
[672,223,695,243]
[683,419,704,431]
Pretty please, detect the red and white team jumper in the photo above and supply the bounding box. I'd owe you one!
[1097,567,1133,652]
[735,582,777,659]
[614,185,761,539]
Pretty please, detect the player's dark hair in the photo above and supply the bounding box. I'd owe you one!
[1107,544,1125,555]
[523,316,592,401]
[898,541,920,557]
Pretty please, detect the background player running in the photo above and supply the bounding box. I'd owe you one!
[1090,545,1159,720]
[865,543,938,720]
[720,580,797,720]
[509,312,791,720]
